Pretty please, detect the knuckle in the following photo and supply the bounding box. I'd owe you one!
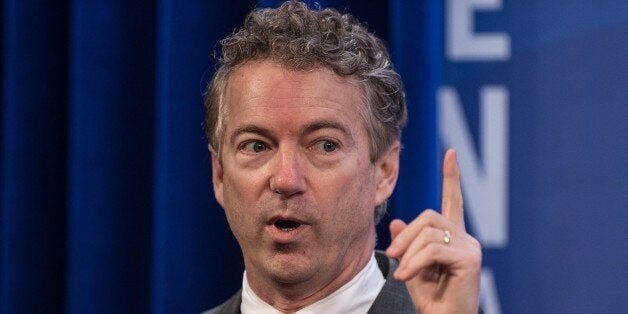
[424,242,442,256]
[423,226,438,238]
[468,249,483,268]
[462,240,483,268]
[470,237,482,250]
[419,209,439,221]
[424,227,442,241]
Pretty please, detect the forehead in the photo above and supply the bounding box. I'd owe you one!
[223,61,367,133]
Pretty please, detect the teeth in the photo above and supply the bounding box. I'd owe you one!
[280,227,295,232]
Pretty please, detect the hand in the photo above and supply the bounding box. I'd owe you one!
[386,149,482,314]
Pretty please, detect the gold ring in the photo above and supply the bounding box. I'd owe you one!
[443,230,451,244]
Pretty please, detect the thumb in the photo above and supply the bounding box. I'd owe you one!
[387,219,407,258]
[389,218,407,241]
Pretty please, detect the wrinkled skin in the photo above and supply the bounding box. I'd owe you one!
[211,60,400,311]
[211,60,481,313]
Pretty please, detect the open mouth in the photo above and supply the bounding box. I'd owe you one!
[266,217,307,243]
[274,219,302,232]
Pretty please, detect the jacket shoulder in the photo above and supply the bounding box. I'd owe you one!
[201,290,242,314]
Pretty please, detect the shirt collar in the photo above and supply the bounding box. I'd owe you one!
[241,252,385,314]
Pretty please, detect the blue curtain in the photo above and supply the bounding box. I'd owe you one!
[0,1,438,312]
[389,0,441,221]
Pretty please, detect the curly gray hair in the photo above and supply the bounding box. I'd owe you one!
[204,0,407,224]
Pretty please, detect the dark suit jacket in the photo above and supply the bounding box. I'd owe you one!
[203,250,415,314]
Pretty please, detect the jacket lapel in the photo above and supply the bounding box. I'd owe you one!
[367,251,415,313]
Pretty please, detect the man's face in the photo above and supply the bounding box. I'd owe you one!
[211,60,398,291]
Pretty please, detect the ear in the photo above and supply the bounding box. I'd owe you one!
[374,141,400,206]
[209,144,225,207]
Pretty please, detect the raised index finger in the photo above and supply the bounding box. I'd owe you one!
[441,148,465,230]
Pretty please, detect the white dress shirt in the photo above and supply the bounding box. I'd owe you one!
[241,252,385,314]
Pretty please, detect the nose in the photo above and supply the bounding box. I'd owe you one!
[269,146,306,198]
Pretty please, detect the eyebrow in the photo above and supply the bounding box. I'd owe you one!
[302,120,351,138]
[228,120,353,146]
[229,125,274,146]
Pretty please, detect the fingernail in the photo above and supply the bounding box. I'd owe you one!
[394,268,404,280]
[387,242,398,256]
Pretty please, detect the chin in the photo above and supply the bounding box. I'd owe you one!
[265,250,317,285]
[268,267,317,286]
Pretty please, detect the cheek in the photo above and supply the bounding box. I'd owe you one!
[320,167,377,225]
[222,162,267,202]
[220,168,268,234]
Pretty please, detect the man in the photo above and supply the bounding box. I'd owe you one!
[203,1,481,313]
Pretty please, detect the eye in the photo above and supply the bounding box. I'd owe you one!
[242,141,268,153]
[315,140,338,153]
